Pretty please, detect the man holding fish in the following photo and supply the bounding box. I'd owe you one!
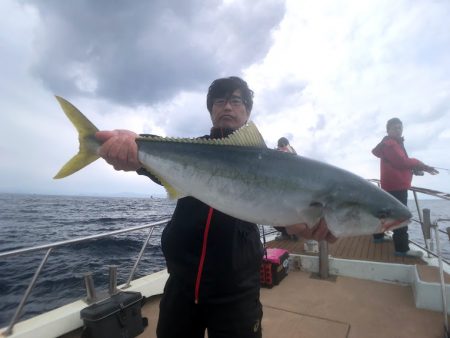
[55,76,412,338]
[95,77,335,338]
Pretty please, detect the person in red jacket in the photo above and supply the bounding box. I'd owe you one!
[372,117,438,257]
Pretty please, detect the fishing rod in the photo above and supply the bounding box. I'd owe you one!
[432,167,450,175]
[434,167,450,172]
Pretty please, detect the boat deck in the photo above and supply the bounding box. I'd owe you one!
[265,234,426,265]
[133,270,443,338]
[60,235,446,338]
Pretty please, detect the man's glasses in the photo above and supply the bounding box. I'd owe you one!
[212,96,244,107]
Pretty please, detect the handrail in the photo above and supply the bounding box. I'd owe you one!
[0,219,170,259]
[368,179,450,201]
[1,218,170,336]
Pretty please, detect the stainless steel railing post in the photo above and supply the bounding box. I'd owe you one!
[432,220,449,335]
[319,240,329,279]
[413,191,430,250]
[83,272,97,303]
[4,248,53,336]
[423,208,432,255]
[124,225,156,288]
[108,265,118,296]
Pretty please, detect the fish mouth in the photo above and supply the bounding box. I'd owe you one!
[379,218,411,232]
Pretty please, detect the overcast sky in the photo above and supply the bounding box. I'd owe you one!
[1,0,449,198]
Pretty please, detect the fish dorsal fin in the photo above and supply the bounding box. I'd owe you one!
[222,121,267,147]
[136,121,267,148]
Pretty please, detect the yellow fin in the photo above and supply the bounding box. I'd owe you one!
[55,96,98,137]
[54,96,100,179]
[153,173,185,199]
[54,153,99,179]
[136,121,267,148]
[217,121,267,147]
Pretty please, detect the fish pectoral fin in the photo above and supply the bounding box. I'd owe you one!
[147,171,186,200]
[161,180,186,200]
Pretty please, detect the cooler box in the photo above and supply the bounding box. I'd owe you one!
[80,291,148,338]
[260,248,289,288]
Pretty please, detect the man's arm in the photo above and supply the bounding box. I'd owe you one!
[382,140,422,170]
[383,141,438,174]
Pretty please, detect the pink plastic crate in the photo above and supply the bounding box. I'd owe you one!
[264,248,289,264]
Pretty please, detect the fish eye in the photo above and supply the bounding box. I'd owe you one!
[309,201,323,208]
[377,208,392,219]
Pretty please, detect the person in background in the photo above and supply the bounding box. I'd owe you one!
[274,137,298,240]
[277,137,297,154]
[372,117,438,258]
[95,76,337,338]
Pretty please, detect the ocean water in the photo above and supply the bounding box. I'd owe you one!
[0,193,175,328]
[408,198,450,258]
[0,193,449,328]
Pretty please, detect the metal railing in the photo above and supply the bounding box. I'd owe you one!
[0,219,170,336]
[431,217,450,336]
[0,219,278,336]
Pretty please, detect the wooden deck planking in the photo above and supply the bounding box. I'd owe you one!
[349,235,362,259]
[340,236,353,258]
[358,235,370,259]
[354,236,365,259]
[374,238,382,261]
[380,239,389,261]
[266,234,425,265]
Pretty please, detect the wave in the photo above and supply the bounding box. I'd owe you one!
[0,194,172,327]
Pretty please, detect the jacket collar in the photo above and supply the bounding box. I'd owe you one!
[210,127,236,139]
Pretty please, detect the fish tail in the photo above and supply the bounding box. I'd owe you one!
[53,96,100,179]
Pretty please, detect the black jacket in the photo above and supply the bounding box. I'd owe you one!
[162,196,263,304]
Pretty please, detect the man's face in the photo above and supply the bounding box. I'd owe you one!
[210,89,250,130]
[387,122,403,139]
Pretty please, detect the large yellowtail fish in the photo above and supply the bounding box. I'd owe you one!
[54,96,411,237]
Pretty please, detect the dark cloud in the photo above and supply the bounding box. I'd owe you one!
[253,79,308,118]
[25,0,285,106]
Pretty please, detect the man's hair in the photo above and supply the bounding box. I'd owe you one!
[277,137,289,148]
[386,117,402,131]
[206,76,254,113]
